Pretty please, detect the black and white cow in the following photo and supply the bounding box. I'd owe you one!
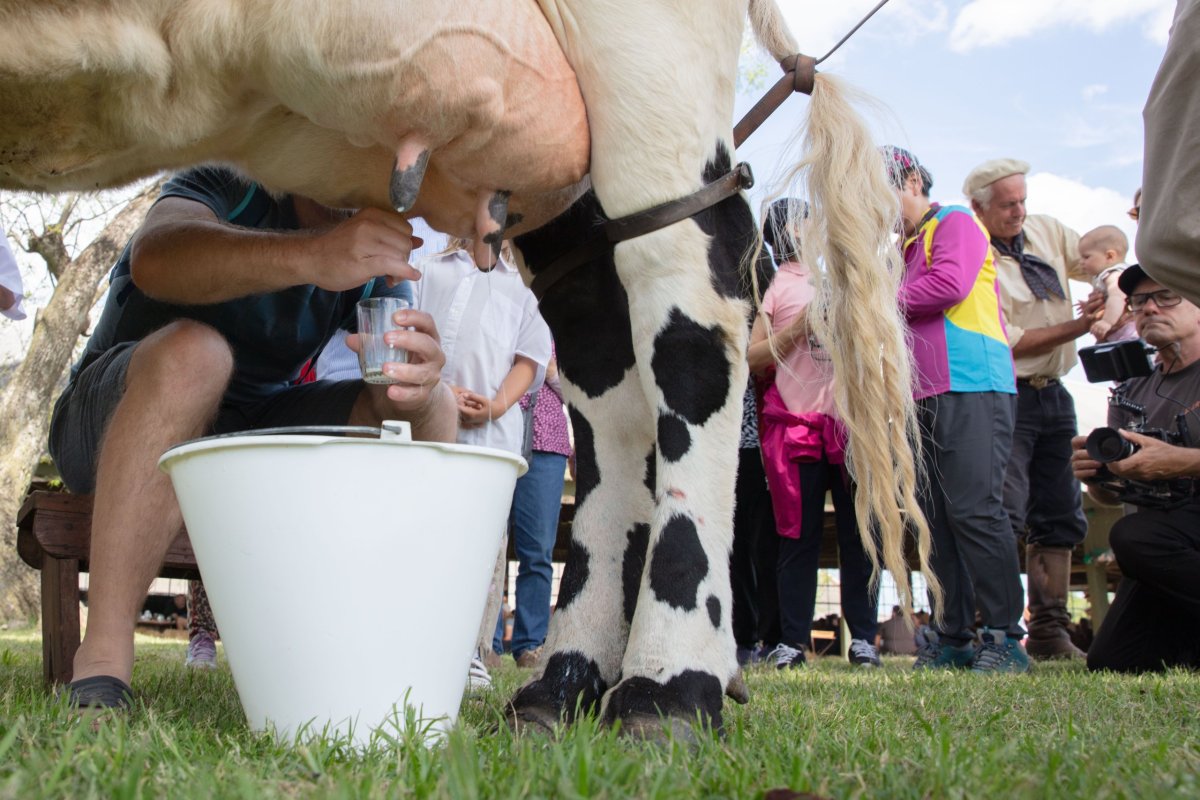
[0,0,925,737]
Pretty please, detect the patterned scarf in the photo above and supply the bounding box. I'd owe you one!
[991,231,1065,300]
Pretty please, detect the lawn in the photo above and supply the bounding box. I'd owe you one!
[0,629,1197,799]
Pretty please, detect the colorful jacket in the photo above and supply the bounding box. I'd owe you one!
[899,204,1015,400]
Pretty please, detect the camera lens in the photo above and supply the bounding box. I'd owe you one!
[1086,427,1138,463]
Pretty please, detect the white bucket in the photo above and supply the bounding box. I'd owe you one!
[158,422,525,746]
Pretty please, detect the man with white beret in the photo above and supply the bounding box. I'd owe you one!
[964,158,1098,660]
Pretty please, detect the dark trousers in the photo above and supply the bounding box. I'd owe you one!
[777,459,878,646]
[1088,503,1200,673]
[730,448,781,648]
[1004,381,1087,548]
[919,391,1025,642]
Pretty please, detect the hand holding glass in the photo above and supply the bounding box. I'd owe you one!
[356,297,410,384]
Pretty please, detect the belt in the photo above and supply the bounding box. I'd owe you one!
[1018,376,1060,390]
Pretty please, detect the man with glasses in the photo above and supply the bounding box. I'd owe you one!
[1071,264,1200,671]
[964,158,1102,659]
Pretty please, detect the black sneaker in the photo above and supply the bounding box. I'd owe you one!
[848,638,882,667]
[768,642,807,669]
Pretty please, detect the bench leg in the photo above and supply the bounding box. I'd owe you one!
[40,556,80,686]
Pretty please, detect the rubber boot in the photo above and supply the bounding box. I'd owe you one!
[1025,544,1085,659]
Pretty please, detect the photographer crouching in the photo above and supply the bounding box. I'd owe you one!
[1071,264,1200,672]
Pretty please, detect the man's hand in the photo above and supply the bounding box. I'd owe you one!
[301,208,423,292]
[347,307,444,412]
[1070,434,1105,483]
[1105,431,1200,482]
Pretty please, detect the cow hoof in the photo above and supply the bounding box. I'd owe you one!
[600,670,725,741]
[505,651,607,733]
[504,700,560,737]
[389,147,429,213]
[612,711,702,746]
[725,668,750,705]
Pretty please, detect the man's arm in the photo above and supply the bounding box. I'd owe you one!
[1011,292,1104,358]
[130,198,421,304]
[898,211,986,317]
[1107,431,1200,482]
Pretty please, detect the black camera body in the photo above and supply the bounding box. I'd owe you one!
[1084,386,1197,509]
[1078,338,1155,383]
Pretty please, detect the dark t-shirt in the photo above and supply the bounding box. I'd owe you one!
[1108,359,1200,448]
[76,167,409,405]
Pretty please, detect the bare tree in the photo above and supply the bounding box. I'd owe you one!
[0,182,161,622]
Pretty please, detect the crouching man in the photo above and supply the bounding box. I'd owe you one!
[1070,264,1200,672]
[49,167,457,710]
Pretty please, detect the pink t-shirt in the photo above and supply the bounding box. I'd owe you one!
[760,261,837,417]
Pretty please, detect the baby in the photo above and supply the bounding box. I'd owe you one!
[1078,225,1137,343]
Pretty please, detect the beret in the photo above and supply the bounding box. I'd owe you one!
[962,158,1030,197]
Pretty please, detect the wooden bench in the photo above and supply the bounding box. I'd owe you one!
[16,491,199,686]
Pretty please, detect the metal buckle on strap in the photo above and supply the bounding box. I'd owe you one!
[1026,375,1055,390]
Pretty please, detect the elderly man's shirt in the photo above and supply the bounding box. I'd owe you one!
[993,214,1085,379]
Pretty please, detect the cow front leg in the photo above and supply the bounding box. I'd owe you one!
[597,220,750,741]
[507,378,653,732]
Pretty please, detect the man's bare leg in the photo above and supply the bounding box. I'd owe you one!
[71,321,233,686]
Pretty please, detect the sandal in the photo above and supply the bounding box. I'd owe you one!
[65,675,133,710]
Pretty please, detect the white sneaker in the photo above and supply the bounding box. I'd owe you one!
[848,638,882,667]
[466,651,492,691]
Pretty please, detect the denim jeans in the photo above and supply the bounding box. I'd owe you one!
[493,451,567,656]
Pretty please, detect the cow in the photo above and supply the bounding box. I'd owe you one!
[0,0,932,738]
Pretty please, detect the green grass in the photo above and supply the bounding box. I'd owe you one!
[0,630,1198,799]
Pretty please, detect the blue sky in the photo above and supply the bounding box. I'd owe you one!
[735,0,1177,428]
[736,0,1175,250]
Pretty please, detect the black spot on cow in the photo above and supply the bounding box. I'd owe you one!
[651,308,731,427]
[569,408,597,507]
[649,514,709,611]
[600,669,725,734]
[622,523,651,626]
[514,191,636,399]
[694,140,767,302]
[555,539,590,613]
[657,412,691,463]
[643,446,656,497]
[509,651,607,724]
[706,595,721,629]
[480,190,513,258]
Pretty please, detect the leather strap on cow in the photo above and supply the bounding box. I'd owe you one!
[733,53,816,148]
[530,51,813,303]
[530,162,755,301]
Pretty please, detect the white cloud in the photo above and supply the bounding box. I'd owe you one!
[1025,172,1138,256]
[948,0,1175,52]
[778,0,949,60]
[1082,84,1109,102]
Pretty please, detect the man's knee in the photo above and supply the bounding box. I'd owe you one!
[128,320,234,395]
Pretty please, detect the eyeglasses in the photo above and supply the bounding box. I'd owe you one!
[1127,289,1182,311]
[1127,206,1140,221]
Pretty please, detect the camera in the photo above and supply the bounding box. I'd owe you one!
[1084,387,1197,509]
[1078,338,1155,384]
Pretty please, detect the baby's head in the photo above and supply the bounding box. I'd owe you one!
[1078,225,1128,277]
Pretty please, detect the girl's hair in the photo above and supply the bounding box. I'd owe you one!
[762,197,807,265]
